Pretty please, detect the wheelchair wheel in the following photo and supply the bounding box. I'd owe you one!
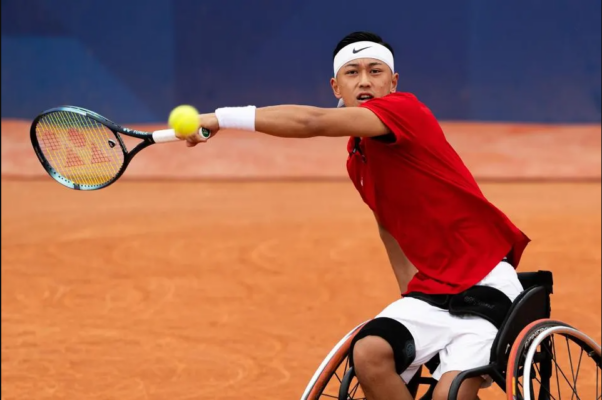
[506,318,601,400]
[300,321,368,400]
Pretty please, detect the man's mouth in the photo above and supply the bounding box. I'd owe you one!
[357,93,374,101]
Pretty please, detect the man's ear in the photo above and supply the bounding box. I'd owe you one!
[391,72,399,93]
[330,77,342,99]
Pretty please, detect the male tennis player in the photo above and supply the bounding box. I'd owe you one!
[179,31,531,400]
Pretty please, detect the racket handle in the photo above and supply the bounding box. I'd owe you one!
[152,128,212,143]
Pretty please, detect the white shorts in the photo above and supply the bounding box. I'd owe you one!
[375,261,524,385]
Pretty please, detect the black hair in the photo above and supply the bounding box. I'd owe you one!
[332,31,395,59]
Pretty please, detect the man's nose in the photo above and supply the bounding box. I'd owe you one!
[358,71,372,87]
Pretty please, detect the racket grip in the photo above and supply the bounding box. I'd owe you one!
[152,128,212,143]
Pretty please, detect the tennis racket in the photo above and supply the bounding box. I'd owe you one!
[30,105,211,191]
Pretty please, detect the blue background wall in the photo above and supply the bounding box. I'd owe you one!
[2,0,600,123]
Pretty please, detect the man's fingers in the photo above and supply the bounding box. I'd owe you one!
[179,127,213,147]
[184,132,209,147]
[186,137,199,147]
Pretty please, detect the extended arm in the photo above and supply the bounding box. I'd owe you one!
[253,105,390,139]
[186,105,390,143]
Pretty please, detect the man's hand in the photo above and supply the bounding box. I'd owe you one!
[176,113,220,147]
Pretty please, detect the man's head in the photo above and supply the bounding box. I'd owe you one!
[331,31,398,108]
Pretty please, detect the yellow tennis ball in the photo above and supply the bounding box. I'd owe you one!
[168,105,200,137]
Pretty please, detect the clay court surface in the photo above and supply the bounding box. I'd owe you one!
[2,119,601,399]
[2,178,600,400]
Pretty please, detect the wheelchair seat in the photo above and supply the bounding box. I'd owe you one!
[408,270,555,399]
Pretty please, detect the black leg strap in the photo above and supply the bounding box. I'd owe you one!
[348,317,416,375]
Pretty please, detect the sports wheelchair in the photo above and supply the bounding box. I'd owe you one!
[301,271,601,400]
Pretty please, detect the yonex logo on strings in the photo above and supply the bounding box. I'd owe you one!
[41,129,111,167]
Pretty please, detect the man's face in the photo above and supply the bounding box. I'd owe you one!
[330,58,398,107]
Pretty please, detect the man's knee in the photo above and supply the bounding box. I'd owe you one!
[349,317,416,376]
[352,336,396,379]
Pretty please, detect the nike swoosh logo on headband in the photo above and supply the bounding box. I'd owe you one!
[352,46,371,54]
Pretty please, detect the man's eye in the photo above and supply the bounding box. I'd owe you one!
[346,70,358,75]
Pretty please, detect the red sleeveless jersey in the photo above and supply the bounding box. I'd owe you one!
[347,92,530,295]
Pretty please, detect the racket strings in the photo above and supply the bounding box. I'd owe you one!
[40,112,109,185]
[66,112,116,181]
[36,112,125,186]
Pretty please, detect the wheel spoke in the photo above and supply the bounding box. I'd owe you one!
[546,334,582,399]
[565,335,583,400]
[569,345,584,400]
[551,336,564,400]
[349,380,362,399]
[334,371,343,384]
[349,381,359,397]
[534,361,559,400]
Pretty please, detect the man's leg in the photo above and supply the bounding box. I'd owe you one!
[350,298,454,400]
[430,315,498,400]
[353,336,415,400]
[432,372,483,400]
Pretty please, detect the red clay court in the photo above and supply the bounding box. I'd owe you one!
[2,120,600,399]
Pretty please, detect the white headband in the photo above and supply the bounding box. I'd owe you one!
[333,41,394,77]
